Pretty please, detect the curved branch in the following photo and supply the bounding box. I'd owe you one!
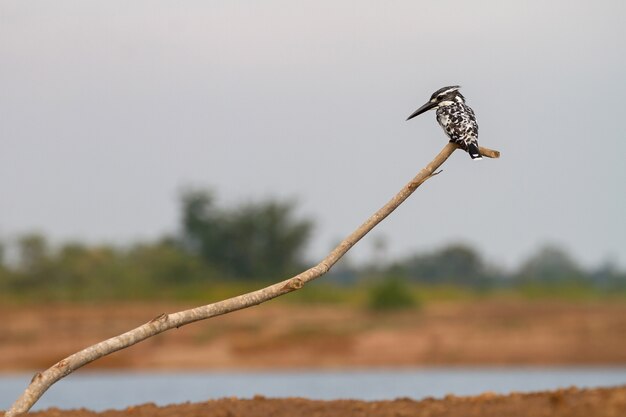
[5,142,499,416]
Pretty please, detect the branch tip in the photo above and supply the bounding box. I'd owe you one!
[477,146,500,159]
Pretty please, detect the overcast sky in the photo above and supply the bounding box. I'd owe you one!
[1,1,625,270]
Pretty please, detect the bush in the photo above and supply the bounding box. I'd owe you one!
[367,277,418,311]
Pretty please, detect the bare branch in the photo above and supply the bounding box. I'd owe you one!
[478,146,500,159]
[4,142,499,416]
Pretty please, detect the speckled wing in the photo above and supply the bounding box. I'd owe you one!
[436,102,481,159]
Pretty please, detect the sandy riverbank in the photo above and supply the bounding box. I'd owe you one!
[2,300,625,370]
[5,386,624,417]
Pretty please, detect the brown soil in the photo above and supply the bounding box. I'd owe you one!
[1,300,626,370]
[8,386,625,417]
[3,301,626,416]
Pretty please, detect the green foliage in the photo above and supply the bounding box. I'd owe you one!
[390,243,495,287]
[180,189,313,280]
[1,192,625,304]
[126,240,212,286]
[0,191,315,302]
[0,235,218,302]
[0,242,7,293]
[515,244,585,283]
[15,233,49,276]
[367,277,418,311]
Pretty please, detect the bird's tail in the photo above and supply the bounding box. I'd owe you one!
[468,142,482,160]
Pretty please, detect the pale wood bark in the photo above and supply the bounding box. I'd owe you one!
[4,143,499,416]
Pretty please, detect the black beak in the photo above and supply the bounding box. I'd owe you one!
[406,101,437,121]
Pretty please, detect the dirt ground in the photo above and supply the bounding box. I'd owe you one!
[2,300,626,416]
[7,386,625,417]
[1,300,626,370]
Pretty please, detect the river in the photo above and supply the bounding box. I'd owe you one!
[2,367,626,411]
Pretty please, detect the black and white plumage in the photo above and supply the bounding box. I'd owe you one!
[407,86,482,160]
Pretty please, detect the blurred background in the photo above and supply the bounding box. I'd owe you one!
[1,0,626,411]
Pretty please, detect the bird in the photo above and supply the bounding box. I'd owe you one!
[406,85,482,160]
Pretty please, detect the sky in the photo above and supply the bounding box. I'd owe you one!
[1,1,625,270]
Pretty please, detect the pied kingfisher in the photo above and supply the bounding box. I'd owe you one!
[406,85,482,160]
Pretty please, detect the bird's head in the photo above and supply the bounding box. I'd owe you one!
[406,85,464,121]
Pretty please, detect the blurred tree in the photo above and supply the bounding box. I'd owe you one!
[392,243,490,286]
[590,259,626,289]
[50,243,124,300]
[0,240,7,290]
[126,239,213,286]
[179,189,314,279]
[3,234,55,296]
[180,190,223,260]
[16,233,49,275]
[515,244,584,282]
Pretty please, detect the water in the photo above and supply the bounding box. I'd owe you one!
[2,368,626,411]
